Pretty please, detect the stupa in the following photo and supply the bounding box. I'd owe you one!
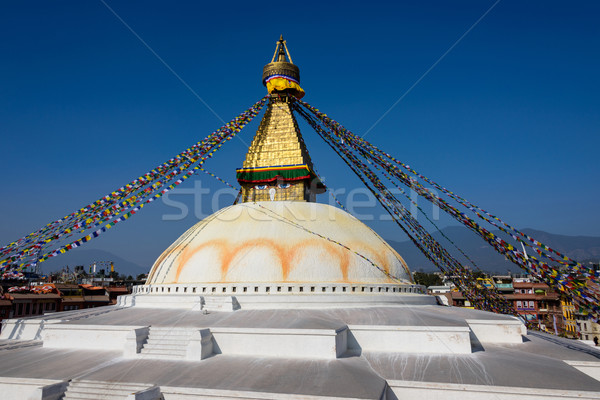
[0,37,599,400]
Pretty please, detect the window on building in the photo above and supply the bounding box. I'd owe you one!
[516,301,522,309]
[529,301,535,309]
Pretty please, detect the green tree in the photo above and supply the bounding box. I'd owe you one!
[413,272,443,287]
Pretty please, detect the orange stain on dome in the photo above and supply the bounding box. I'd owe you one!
[221,238,287,279]
[287,239,350,281]
[174,239,229,282]
[171,237,387,283]
[347,240,392,283]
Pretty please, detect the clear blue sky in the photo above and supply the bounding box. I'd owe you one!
[1,1,599,271]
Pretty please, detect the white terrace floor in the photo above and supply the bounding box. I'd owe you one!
[0,300,599,399]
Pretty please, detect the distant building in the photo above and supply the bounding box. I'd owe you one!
[106,286,129,305]
[492,275,514,294]
[445,278,577,337]
[55,284,110,311]
[575,277,600,343]
[0,282,130,331]
[2,292,60,321]
[576,312,600,343]
[427,285,451,294]
[0,299,13,323]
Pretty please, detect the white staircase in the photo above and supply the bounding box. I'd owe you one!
[61,379,158,399]
[139,326,193,359]
[203,296,239,312]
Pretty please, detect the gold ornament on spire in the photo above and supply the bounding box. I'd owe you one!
[262,35,304,99]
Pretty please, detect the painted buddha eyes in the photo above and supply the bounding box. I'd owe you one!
[254,183,291,190]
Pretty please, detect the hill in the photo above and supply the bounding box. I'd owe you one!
[386,227,600,274]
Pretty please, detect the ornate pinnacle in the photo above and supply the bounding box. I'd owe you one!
[263,35,300,86]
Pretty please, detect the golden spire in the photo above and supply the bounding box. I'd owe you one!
[236,37,324,203]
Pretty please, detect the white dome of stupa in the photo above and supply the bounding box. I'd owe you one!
[146,201,412,285]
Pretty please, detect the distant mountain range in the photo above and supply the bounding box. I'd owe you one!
[39,248,147,277]
[385,227,600,274]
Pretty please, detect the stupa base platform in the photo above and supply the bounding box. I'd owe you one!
[118,284,430,311]
[1,297,599,399]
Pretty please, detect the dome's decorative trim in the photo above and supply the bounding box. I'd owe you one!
[134,282,425,296]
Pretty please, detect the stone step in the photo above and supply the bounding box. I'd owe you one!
[67,386,144,395]
[145,339,188,344]
[65,391,135,399]
[139,327,194,360]
[149,327,194,332]
[143,344,187,350]
[142,350,186,356]
[140,348,186,356]
[71,380,150,390]
[63,395,133,400]
[63,395,100,400]
[63,391,131,400]
[148,330,192,335]
[138,353,186,360]
[147,333,192,340]
[62,380,153,400]
[145,338,190,345]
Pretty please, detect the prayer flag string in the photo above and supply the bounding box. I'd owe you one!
[293,101,515,315]
[0,96,268,272]
[294,99,598,319]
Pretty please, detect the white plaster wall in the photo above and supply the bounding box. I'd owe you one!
[210,327,344,359]
[160,386,347,399]
[565,360,600,381]
[118,294,203,310]
[0,377,67,400]
[348,325,471,354]
[466,319,526,344]
[387,380,600,400]
[0,319,55,340]
[42,325,144,351]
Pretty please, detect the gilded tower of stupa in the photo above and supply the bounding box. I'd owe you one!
[236,36,325,202]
